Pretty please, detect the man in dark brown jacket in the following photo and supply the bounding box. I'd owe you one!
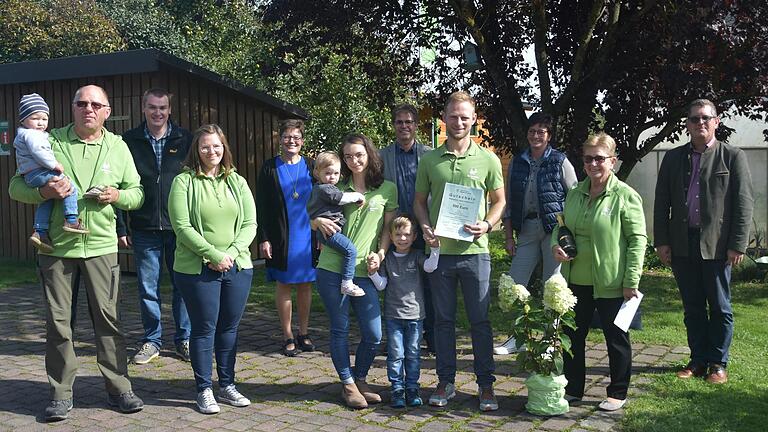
[654,98,754,385]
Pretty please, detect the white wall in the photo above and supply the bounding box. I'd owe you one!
[622,114,767,245]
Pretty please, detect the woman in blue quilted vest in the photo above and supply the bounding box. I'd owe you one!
[495,112,578,355]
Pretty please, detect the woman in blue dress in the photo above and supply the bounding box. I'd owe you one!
[256,119,317,356]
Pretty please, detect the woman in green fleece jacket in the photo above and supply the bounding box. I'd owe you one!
[168,124,256,415]
[552,132,647,412]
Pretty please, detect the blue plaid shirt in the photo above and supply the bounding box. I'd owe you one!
[144,121,173,170]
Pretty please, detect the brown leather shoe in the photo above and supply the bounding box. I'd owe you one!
[354,379,382,404]
[341,383,367,409]
[676,362,707,379]
[706,363,728,384]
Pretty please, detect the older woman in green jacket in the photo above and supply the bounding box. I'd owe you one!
[552,132,646,412]
[169,124,256,415]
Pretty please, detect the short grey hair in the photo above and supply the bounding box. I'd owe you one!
[688,99,718,117]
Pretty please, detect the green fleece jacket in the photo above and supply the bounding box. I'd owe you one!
[8,125,144,258]
[168,169,256,274]
[553,174,647,298]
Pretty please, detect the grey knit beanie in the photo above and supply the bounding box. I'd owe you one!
[19,93,50,122]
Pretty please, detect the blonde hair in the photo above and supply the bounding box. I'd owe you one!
[390,214,416,235]
[583,132,617,156]
[443,90,476,112]
[313,151,340,180]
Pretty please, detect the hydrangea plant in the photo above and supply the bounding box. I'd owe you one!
[498,273,577,376]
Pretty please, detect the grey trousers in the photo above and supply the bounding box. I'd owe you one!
[38,253,132,400]
[509,218,561,286]
[429,254,496,387]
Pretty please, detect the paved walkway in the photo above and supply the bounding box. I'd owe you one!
[0,277,689,431]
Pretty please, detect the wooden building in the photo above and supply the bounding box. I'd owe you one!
[0,49,307,266]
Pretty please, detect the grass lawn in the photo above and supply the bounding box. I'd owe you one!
[5,233,766,431]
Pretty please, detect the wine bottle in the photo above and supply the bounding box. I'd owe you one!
[556,214,578,258]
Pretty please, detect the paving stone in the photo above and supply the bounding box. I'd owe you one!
[0,281,685,432]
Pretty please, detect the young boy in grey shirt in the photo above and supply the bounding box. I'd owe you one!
[368,215,440,408]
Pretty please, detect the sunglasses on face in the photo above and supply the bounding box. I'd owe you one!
[74,101,109,111]
[583,155,613,164]
[687,115,716,123]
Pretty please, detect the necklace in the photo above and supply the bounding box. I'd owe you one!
[282,157,301,200]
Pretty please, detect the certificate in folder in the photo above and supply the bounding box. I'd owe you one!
[613,291,644,332]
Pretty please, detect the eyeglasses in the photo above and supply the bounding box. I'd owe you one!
[687,115,716,123]
[527,129,548,136]
[282,135,303,142]
[74,101,109,111]
[395,120,415,126]
[200,145,223,154]
[583,155,613,164]
[343,152,367,162]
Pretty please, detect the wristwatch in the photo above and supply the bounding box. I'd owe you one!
[483,219,493,232]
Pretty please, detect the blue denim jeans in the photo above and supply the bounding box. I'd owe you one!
[24,168,79,232]
[316,268,381,383]
[132,230,190,347]
[386,318,422,391]
[175,266,253,392]
[671,230,734,366]
[429,254,496,387]
[318,231,357,281]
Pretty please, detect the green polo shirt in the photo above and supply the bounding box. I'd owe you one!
[8,124,144,258]
[316,179,398,277]
[415,142,504,255]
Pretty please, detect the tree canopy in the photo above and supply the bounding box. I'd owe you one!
[264,0,768,179]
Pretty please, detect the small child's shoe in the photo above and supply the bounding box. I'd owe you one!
[341,280,365,297]
[29,232,54,253]
[390,389,406,408]
[63,219,89,234]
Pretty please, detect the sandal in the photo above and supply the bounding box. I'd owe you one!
[282,338,298,357]
[296,334,315,352]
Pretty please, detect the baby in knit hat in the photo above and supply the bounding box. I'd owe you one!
[14,93,88,253]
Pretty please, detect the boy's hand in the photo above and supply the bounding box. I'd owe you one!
[53,162,64,174]
[366,252,380,274]
[427,235,440,248]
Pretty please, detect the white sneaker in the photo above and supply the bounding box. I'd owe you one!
[493,336,520,355]
[341,280,365,297]
[196,388,220,414]
[219,384,250,407]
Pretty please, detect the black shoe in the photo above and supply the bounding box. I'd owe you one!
[283,338,298,357]
[296,334,315,352]
[107,390,144,413]
[44,399,72,422]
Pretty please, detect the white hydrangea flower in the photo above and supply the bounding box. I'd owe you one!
[498,274,530,312]
[543,273,577,315]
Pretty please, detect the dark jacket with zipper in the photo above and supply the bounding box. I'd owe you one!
[116,121,192,235]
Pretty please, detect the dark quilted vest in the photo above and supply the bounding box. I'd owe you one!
[507,147,567,233]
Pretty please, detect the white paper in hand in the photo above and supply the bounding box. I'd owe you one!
[613,291,644,332]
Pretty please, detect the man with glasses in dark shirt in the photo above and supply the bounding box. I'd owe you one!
[654,98,754,385]
[380,103,435,353]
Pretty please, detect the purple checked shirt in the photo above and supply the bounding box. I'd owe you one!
[686,137,715,228]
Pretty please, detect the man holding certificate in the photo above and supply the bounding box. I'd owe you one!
[413,91,505,412]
